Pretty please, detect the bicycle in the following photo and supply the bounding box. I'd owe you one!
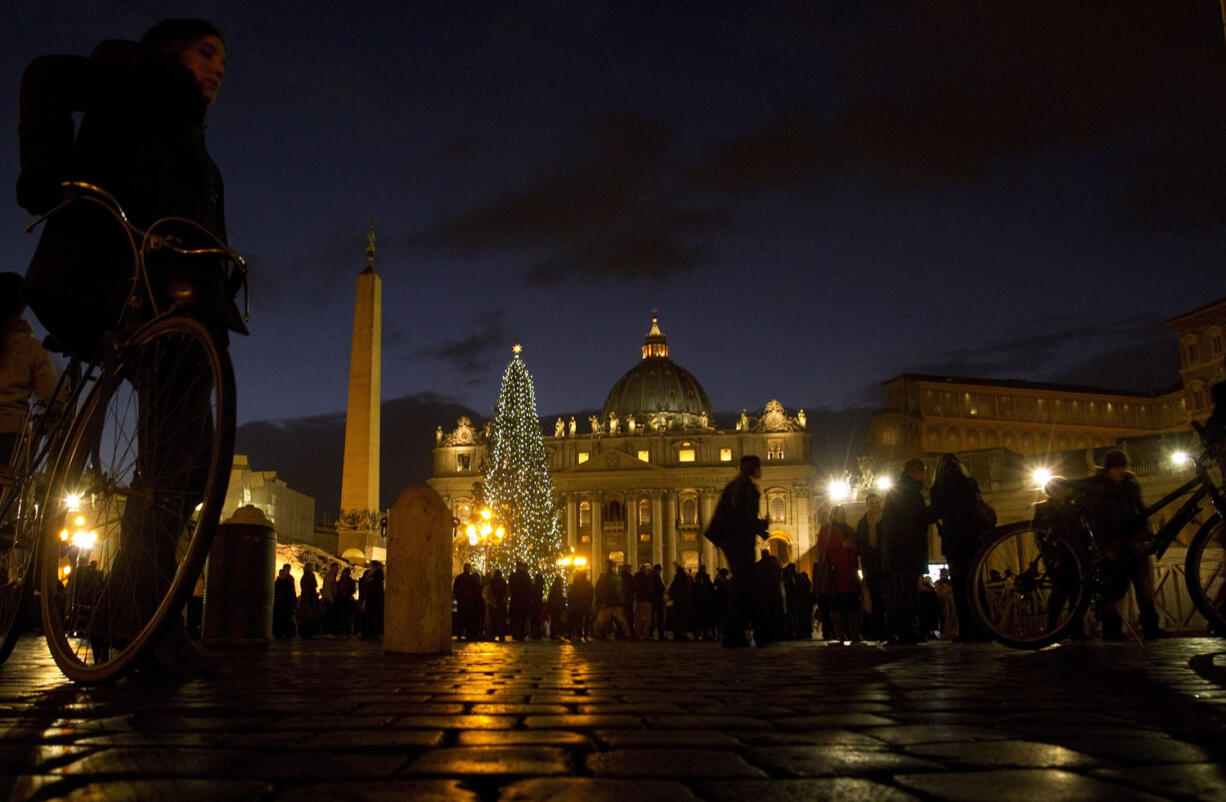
[968,424,1226,649]
[0,181,246,682]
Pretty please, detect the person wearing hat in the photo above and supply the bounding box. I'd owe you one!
[1083,449,1165,640]
[0,272,58,467]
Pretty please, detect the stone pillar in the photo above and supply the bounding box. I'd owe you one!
[699,488,717,571]
[628,495,640,565]
[663,490,677,569]
[384,486,451,654]
[651,491,664,567]
[338,260,383,561]
[565,493,578,551]
[591,493,604,566]
[794,486,813,573]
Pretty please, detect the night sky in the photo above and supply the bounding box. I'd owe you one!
[4,1,1226,429]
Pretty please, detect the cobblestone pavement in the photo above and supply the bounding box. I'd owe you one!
[2,635,1225,801]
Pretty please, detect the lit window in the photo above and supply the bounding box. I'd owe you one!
[769,496,785,522]
[639,533,651,542]
[767,441,784,460]
[579,502,591,527]
[637,450,650,462]
[678,449,695,462]
[456,453,471,471]
[681,497,697,524]
[720,448,732,462]
[638,499,651,523]
[578,451,589,464]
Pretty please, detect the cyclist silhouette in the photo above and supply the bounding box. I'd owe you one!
[17,19,241,672]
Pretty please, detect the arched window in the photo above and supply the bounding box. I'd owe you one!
[680,497,698,525]
[638,498,651,524]
[1184,335,1200,366]
[605,500,624,522]
[965,430,980,450]
[579,501,591,528]
[945,427,962,451]
[769,496,786,522]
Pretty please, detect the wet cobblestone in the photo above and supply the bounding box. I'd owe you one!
[0,636,1224,799]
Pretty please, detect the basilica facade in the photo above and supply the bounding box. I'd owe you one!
[428,318,819,575]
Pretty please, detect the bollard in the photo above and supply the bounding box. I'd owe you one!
[202,505,276,650]
[384,486,451,654]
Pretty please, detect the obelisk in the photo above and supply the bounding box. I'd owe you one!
[337,219,383,562]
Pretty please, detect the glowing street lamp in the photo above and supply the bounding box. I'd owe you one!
[466,507,505,572]
[827,479,851,503]
[1031,467,1053,489]
[1171,451,1190,469]
[875,475,893,492]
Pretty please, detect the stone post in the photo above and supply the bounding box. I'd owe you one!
[384,486,452,654]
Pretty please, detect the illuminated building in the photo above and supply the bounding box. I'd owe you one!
[430,317,819,575]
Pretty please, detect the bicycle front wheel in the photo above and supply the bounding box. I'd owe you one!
[968,522,1090,649]
[39,316,234,683]
[1186,515,1226,634]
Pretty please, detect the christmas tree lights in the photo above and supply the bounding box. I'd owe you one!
[469,345,565,581]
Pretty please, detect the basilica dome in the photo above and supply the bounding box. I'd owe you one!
[601,317,714,431]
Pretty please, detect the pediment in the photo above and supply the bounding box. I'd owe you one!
[575,449,659,472]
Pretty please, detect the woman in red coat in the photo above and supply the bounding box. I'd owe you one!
[820,506,862,642]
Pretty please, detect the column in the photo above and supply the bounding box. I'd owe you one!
[565,493,578,552]
[699,488,718,571]
[591,492,604,567]
[629,495,641,565]
[663,490,678,569]
[651,491,664,568]
[794,486,813,573]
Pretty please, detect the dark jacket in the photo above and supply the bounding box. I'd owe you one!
[721,474,768,564]
[881,473,938,574]
[1082,472,1147,543]
[18,41,234,352]
[929,471,985,556]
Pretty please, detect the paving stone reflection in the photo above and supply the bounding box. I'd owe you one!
[0,636,1223,799]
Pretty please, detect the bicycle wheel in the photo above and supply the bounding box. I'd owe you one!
[39,316,234,682]
[1186,515,1226,634]
[0,473,44,664]
[968,522,1090,649]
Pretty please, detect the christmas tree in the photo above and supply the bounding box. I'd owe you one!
[473,345,565,580]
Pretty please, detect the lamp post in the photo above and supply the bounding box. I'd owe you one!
[465,507,505,575]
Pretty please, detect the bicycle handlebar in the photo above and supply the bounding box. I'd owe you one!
[24,181,249,324]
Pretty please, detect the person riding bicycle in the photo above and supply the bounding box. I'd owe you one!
[1081,449,1165,641]
[17,19,237,673]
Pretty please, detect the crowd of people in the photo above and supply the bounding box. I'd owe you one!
[272,561,385,640]
[450,556,825,643]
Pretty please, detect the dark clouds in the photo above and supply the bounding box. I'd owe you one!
[900,317,1175,390]
[408,113,731,284]
[412,312,510,375]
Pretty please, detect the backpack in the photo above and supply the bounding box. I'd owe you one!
[704,485,736,547]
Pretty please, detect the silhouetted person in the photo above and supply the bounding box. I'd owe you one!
[882,459,939,643]
[547,576,566,639]
[453,563,483,641]
[488,569,508,642]
[272,564,295,639]
[668,564,694,640]
[854,493,887,639]
[929,453,991,641]
[1082,449,1165,640]
[715,455,769,647]
[508,561,533,640]
[568,569,594,642]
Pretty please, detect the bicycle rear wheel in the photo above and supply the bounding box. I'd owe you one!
[968,522,1090,649]
[0,472,44,664]
[39,316,234,683]
[1186,515,1226,634]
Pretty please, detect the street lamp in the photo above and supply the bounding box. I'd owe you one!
[465,507,505,573]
